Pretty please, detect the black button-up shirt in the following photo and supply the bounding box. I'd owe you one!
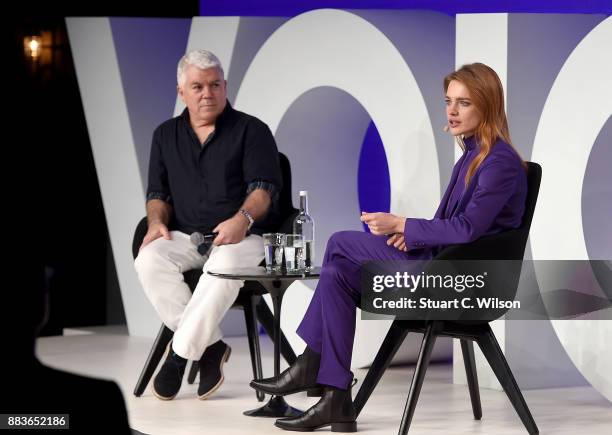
[146,102,283,236]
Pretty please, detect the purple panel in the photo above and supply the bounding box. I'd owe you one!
[358,122,391,232]
[110,18,191,189]
[200,0,612,17]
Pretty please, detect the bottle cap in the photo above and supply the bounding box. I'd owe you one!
[299,190,308,196]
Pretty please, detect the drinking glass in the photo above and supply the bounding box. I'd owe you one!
[263,233,286,272]
[284,234,305,272]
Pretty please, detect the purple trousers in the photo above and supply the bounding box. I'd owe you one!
[296,231,433,389]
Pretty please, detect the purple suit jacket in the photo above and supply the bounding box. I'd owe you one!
[404,138,527,252]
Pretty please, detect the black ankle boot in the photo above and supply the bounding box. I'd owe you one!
[250,346,321,396]
[197,340,231,400]
[153,342,187,400]
[274,385,357,432]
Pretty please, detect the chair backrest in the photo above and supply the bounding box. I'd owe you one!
[132,217,148,260]
[430,162,541,322]
[276,152,299,233]
[435,161,542,261]
[132,152,297,260]
[278,153,296,218]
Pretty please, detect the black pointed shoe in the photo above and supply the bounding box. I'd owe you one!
[197,340,231,400]
[274,386,357,432]
[250,346,321,396]
[153,342,187,400]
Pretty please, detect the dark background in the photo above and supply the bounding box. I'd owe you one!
[11,1,199,335]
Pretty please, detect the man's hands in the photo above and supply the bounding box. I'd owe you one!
[210,188,269,246]
[212,213,250,246]
[139,213,248,252]
[140,220,171,251]
[140,199,173,252]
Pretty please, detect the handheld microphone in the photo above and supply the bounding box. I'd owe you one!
[190,232,217,256]
[190,232,216,246]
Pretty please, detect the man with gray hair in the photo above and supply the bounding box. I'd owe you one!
[134,49,282,401]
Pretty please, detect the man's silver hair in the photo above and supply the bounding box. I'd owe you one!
[177,49,224,86]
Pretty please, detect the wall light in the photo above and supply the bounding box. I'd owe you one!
[24,35,42,59]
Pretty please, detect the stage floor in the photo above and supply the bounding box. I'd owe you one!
[36,326,612,435]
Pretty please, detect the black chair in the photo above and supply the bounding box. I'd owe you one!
[132,152,298,401]
[354,162,542,434]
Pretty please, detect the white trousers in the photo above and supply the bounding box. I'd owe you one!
[134,231,264,360]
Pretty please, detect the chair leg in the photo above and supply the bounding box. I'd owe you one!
[398,321,441,435]
[256,299,297,366]
[133,324,173,397]
[476,326,539,434]
[354,320,409,417]
[187,361,199,384]
[244,295,265,402]
[460,339,482,420]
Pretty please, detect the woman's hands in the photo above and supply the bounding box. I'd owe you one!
[360,212,408,252]
[360,212,405,236]
[386,233,407,252]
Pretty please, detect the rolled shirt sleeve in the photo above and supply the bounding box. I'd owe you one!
[404,157,520,249]
[242,118,283,199]
[247,180,278,200]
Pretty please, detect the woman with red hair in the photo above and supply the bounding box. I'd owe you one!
[252,63,527,432]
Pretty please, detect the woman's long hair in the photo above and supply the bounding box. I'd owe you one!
[444,63,526,185]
